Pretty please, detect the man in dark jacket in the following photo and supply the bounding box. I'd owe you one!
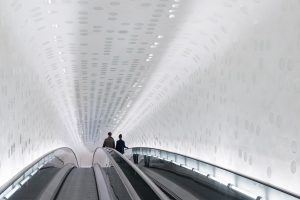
[102,132,115,149]
[116,134,128,154]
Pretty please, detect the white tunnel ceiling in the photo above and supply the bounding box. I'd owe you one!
[1,0,299,196]
[2,0,183,146]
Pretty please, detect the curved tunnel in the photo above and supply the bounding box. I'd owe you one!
[0,0,299,198]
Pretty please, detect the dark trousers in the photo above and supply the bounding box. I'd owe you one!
[133,154,139,164]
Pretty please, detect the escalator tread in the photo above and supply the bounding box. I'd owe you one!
[55,168,98,200]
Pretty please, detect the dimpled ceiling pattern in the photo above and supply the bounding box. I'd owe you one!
[0,0,181,185]
[116,0,300,196]
[39,0,180,145]
[4,0,180,145]
[0,0,300,197]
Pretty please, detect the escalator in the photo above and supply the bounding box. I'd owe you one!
[9,167,60,200]
[101,166,132,200]
[136,156,259,200]
[5,147,295,200]
[2,147,168,200]
[7,166,100,200]
[132,148,300,200]
[110,151,162,200]
[140,166,241,200]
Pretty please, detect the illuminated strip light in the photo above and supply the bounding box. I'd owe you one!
[207,174,229,186]
[4,184,21,199]
[20,176,31,185]
[228,184,262,200]
[162,157,172,162]
[171,161,182,166]
[38,164,44,169]
[30,169,38,176]
[180,164,193,171]
[143,151,263,200]
[192,168,207,176]
[0,166,44,199]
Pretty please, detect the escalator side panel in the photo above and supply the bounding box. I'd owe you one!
[10,167,60,200]
[144,167,241,200]
[93,164,114,200]
[142,167,199,200]
[102,167,132,200]
[38,164,74,200]
[110,152,161,200]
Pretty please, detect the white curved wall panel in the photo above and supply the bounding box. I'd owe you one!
[0,1,84,186]
[0,0,299,196]
[117,0,300,195]
[0,0,180,148]
[0,0,181,185]
[0,27,68,186]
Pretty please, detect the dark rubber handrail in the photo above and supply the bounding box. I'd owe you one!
[130,147,300,199]
[0,147,79,195]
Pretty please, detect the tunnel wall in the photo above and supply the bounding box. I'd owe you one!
[0,2,76,187]
[118,0,300,195]
[0,0,299,196]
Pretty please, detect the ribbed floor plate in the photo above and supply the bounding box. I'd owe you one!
[55,168,98,200]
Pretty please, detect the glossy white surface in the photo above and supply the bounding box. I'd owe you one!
[117,0,300,195]
[0,0,299,196]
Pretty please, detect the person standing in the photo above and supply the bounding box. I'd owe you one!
[116,134,128,154]
[102,132,115,149]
